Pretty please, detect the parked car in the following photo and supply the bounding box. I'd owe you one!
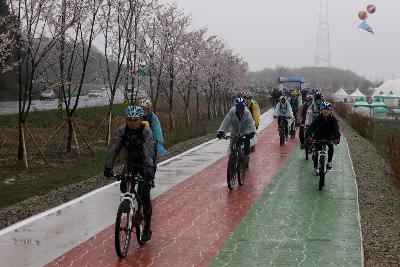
[40,89,56,101]
[88,89,103,98]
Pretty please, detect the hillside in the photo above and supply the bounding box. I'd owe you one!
[250,66,374,92]
[0,41,107,101]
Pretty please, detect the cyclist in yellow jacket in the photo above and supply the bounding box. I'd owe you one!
[243,91,260,152]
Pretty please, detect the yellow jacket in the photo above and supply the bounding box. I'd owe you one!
[246,99,260,128]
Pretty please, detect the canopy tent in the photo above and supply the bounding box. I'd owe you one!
[370,97,388,109]
[353,96,370,107]
[350,88,365,102]
[373,80,400,107]
[371,97,388,119]
[333,88,349,103]
[353,96,371,116]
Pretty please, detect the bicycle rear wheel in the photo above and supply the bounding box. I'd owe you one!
[115,200,132,258]
[227,155,237,190]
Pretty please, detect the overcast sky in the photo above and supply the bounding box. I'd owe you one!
[161,0,400,82]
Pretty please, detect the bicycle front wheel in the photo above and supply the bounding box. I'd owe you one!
[279,126,285,146]
[319,155,326,191]
[227,154,237,190]
[238,156,246,186]
[115,200,132,258]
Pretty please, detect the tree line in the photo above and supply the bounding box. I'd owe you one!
[0,0,249,163]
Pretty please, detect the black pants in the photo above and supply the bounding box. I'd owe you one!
[138,182,152,230]
[244,137,251,156]
[277,117,288,137]
[299,125,305,145]
[313,143,334,168]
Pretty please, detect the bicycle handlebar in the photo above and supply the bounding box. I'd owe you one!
[223,135,248,140]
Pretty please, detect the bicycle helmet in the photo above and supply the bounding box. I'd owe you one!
[139,99,152,109]
[234,97,247,107]
[290,90,298,97]
[321,102,333,110]
[314,92,323,100]
[124,106,144,118]
[243,91,253,98]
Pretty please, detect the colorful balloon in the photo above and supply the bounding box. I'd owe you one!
[358,10,368,20]
[367,4,376,14]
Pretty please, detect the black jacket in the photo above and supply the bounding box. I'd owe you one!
[305,114,341,141]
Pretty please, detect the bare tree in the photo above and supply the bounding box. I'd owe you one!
[158,4,190,131]
[52,0,104,152]
[7,0,77,163]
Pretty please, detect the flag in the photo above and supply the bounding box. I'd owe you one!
[359,20,374,35]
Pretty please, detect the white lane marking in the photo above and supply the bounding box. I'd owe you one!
[0,108,274,237]
[344,135,365,267]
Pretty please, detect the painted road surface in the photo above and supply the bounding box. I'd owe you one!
[0,108,363,266]
[210,136,363,266]
[46,114,294,266]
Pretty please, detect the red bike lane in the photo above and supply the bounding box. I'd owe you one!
[47,123,295,267]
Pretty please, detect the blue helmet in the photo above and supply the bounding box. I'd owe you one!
[124,105,144,118]
[321,102,333,110]
[234,97,247,107]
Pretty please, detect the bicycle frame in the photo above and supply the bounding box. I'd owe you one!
[315,140,331,175]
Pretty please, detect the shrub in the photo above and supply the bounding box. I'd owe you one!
[334,102,351,118]
[351,113,374,139]
[387,131,400,181]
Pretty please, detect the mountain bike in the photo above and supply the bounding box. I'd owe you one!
[224,135,248,190]
[113,172,150,258]
[313,139,332,191]
[302,125,314,161]
[278,115,290,146]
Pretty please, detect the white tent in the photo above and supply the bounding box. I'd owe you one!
[373,80,400,107]
[350,88,365,102]
[333,88,349,103]
[352,96,370,116]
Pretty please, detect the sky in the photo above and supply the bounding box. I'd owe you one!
[161,0,400,82]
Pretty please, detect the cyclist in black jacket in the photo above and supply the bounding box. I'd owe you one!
[305,102,341,174]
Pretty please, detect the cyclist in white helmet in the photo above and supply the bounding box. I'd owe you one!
[273,96,293,140]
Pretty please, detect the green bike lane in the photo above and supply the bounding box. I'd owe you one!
[210,137,363,266]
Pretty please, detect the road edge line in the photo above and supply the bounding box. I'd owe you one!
[0,108,273,237]
[344,135,365,267]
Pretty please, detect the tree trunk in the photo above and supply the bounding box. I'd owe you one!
[67,116,73,153]
[185,106,190,127]
[18,122,24,160]
[106,104,113,146]
[196,92,200,121]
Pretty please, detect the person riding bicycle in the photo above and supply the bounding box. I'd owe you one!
[305,102,341,175]
[273,96,293,141]
[298,94,313,149]
[139,99,167,172]
[305,92,323,126]
[103,105,155,242]
[288,89,301,123]
[271,88,282,107]
[217,97,256,165]
[243,91,260,152]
